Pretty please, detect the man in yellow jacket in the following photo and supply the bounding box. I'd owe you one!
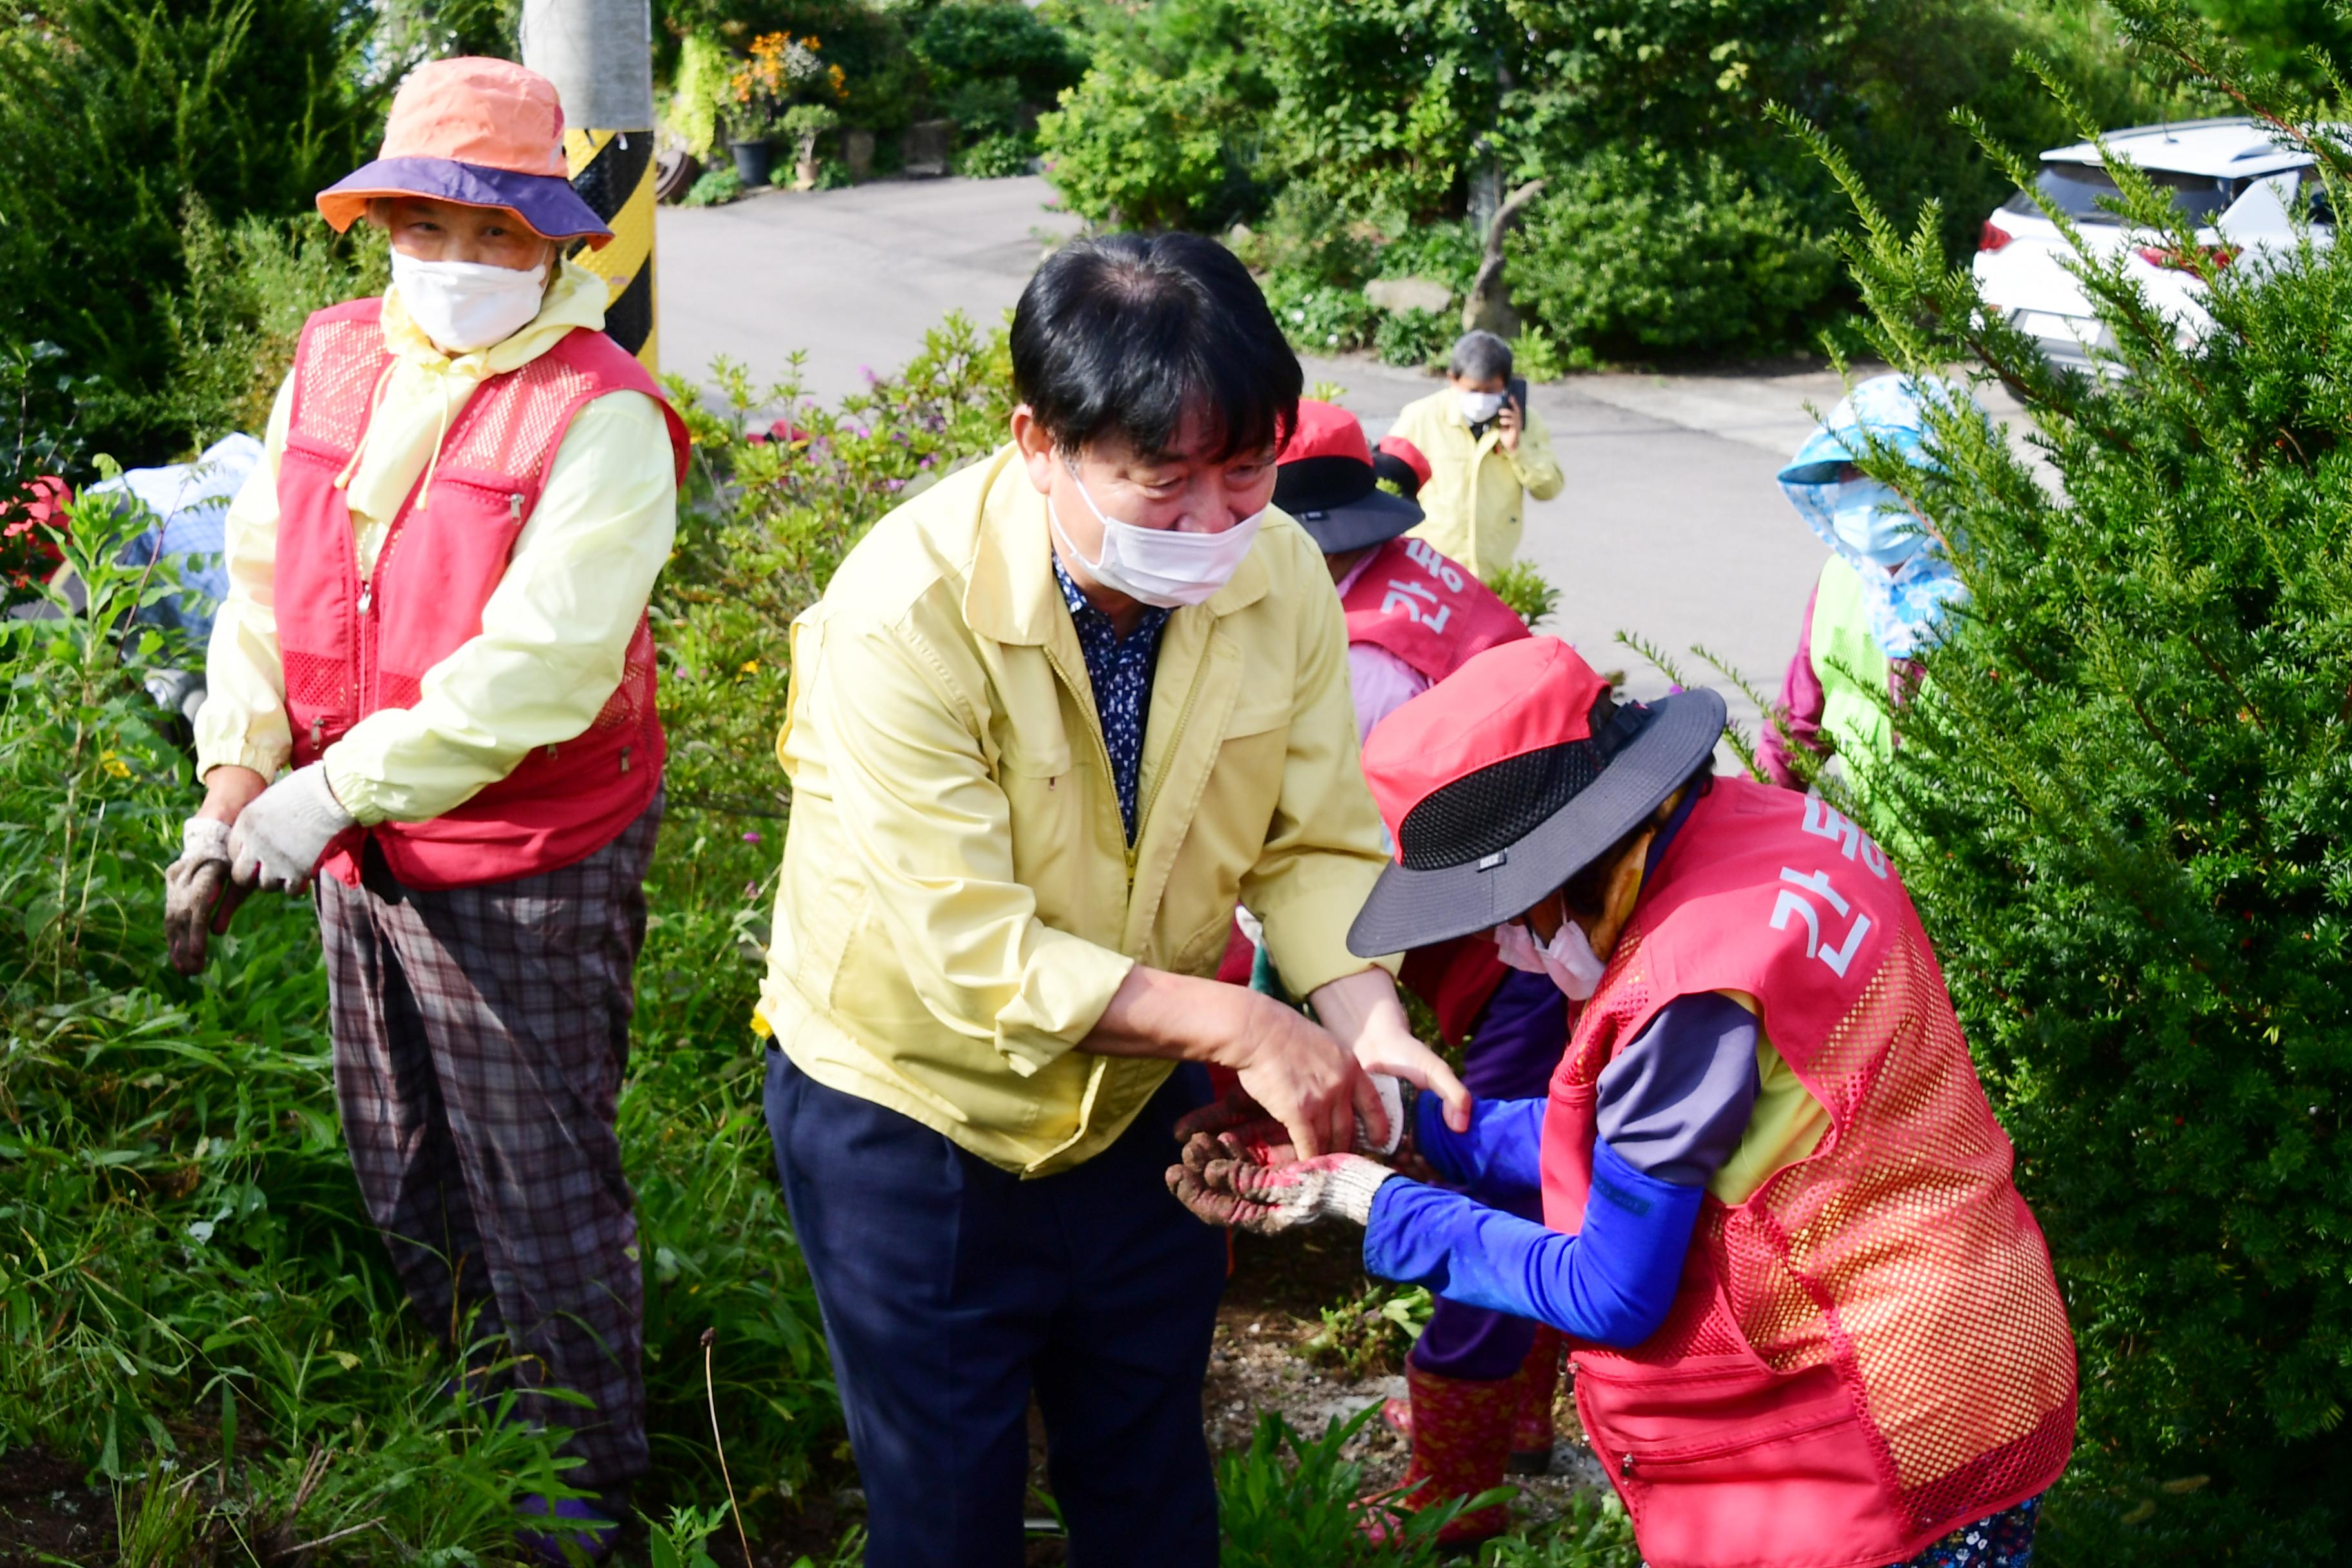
[1387,329,1564,580]
[758,232,1471,1567]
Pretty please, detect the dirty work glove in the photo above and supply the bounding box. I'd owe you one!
[164,818,245,974]
[228,763,355,894]
[1174,1073,1412,1166]
[1166,1143,1397,1235]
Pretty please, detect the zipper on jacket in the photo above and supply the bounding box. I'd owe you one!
[1610,1407,1853,1478]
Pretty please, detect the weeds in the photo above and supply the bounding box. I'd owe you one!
[1302,1284,1432,1379]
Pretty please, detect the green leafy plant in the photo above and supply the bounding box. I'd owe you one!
[1484,561,1561,629]
[954,132,1035,179]
[1219,1406,1510,1566]
[684,168,749,207]
[1374,307,1453,370]
[1773,2,2352,1556]
[1474,1490,1640,1567]
[1510,326,1565,384]
[1262,272,1380,355]
[1301,1284,1433,1378]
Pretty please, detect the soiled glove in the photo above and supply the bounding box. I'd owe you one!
[1165,1140,1398,1235]
[228,763,356,894]
[1173,1073,1412,1165]
[164,818,240,975]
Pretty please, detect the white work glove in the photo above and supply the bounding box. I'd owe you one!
[1166,1148,1398,1234]
[1173,1072,1412,1164]
[164,818,240,974]
[228,763,357,894]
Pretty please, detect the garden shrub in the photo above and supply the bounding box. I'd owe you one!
[1260,271,1381,355]
[163,209,391,451]
[0,0,385,466]
[684,167,749,206]
[954,132,1035,179]
[1511,147,1838,365]
[1034,0,1271,230]
[1782,3,2352,1555]
[912,0,1088,110]
[1373,306,1453,369]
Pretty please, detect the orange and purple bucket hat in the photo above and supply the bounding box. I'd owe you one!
[316,57,612,250]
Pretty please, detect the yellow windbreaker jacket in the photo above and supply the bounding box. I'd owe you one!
[1389,388,1565,580]
[757,447,1396,1175]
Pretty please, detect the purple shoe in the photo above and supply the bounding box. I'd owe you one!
[515,1494,621,1563]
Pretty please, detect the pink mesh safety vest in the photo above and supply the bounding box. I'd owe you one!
[273,298,690,890]
[1540,777,2077,1568]
[1340,534,1528,684]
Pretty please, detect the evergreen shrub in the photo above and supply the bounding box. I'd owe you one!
[0,0,384,465]
[1785,4,2351,1554]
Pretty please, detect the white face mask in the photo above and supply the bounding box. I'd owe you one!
[391,251,548,353]
[1457,389,1505,425]
[1493,916,1607,1001]
[1050,466,1265,609]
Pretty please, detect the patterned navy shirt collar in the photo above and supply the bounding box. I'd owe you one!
[1053,553,1170,843]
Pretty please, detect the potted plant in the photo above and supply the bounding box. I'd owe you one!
[728,33,848,191]
[782,104,841,190]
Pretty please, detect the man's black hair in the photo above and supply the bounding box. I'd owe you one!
[1011,232,1302,464]
[1449,329,1513,384]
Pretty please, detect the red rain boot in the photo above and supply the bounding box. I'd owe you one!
[1365,1362,1517,1546]
[1509,1326,1564,1475]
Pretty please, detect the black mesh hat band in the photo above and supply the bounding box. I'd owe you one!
[1393,698,1655,872]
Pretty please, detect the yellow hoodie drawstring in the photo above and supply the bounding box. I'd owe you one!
[416,375,456,513]
[332,358,400,492]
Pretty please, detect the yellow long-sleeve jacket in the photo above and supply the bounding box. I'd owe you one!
[195,260,679,823]
[1389,388,1565,580]
[758,447,1398,1175]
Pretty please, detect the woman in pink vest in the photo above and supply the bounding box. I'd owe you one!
[1172,636,2077,1568]
[159,58,689,1561]
[1269,399,1576,1538]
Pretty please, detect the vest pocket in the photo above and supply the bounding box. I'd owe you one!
[1576,1357,1899,1568]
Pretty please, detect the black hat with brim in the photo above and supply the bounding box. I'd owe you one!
[1346,687,1728,957]
[1275,456,1426,555]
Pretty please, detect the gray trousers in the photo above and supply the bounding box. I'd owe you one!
[317,794,661,1489]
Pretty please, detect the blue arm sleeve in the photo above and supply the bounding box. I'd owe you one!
[1413,1091,1545,1205]
[1361,1136,1702,1348]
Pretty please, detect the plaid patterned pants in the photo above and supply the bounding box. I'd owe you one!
[317,795,661,1489]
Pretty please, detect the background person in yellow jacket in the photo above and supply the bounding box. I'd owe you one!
[755,231,1473,1568]
[1387,329,1564,580]
[158,59,687,1562]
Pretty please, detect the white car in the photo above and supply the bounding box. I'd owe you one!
[1972,117,2333,365]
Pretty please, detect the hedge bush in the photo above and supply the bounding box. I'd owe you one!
[1788,3,2351,1555]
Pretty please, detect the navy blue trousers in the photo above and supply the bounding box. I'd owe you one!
[1408,968,1569,1382]
[765,1051,1225,1568]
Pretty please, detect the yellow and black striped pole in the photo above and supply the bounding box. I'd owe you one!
[564,127,658,374]
[521,0,658,374]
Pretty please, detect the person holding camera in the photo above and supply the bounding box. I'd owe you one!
[1386,329,1563,582]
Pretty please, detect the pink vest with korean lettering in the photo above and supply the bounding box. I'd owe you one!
[273,298,689,890]
[1340,535,1527,684]
[1538,778,2076,1568]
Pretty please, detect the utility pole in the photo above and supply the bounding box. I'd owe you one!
[520,0,660,374]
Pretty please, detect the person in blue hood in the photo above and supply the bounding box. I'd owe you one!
[1759,374,1968,792]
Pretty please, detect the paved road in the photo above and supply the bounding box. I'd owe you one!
[658,176,1876,738]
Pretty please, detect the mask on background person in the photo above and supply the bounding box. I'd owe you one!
[391,251,548,353]
[1051,468,1265,609]
[1829,479,1926,571]
[1493,916,1607,1001]
[1457,389,1505,426]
